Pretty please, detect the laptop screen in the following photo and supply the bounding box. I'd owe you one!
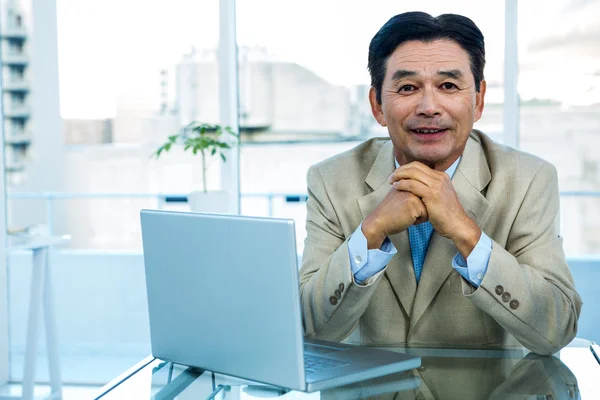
[140,210,306,390]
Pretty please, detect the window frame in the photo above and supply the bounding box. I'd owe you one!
[504,0,519,148]
[0,57,10,385]
[219,0,241,213]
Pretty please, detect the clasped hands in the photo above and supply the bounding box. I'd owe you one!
[362,161,480,257]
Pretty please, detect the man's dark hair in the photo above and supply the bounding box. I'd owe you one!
[368,11,485,104]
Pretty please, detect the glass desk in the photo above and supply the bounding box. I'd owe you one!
[95,339,599,399]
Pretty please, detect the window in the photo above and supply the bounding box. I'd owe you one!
[5,0,222,384]
[518,0,600,255]
[236,1,505,252]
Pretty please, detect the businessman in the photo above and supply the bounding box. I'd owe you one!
[299,11,582,355]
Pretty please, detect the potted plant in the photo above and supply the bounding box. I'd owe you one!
[153,121,239,213]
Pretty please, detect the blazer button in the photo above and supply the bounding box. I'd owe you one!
[502,292,511,302]
[339,283,345,292]
[334,289,342,299]
[510,300,520,310]
[495,285,504,295]
[329,296,338,306]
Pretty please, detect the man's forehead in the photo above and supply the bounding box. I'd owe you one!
[385,39,471,77]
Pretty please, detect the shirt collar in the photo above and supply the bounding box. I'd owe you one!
[394,156,461,178]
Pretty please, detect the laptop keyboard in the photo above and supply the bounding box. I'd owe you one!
[304,354,350,375]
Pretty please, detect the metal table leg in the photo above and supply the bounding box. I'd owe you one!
[21,248,46,400]
[42,249,62,399]
[20,246,62,400]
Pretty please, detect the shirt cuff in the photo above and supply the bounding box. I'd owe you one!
[348,222,397,285]
[452,231,492,287]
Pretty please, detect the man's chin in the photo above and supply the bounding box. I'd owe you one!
[396,142,456,169]
[411,152,453,171]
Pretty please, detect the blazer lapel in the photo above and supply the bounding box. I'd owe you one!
[356,140,417,316]
[356,141,395,218]
[409,133,493,333]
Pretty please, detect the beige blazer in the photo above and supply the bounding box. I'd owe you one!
[299,130,582,355]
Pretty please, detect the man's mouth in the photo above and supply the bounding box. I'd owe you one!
[411,128,447,134]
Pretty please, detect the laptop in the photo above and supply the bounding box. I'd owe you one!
[140,209,421,392]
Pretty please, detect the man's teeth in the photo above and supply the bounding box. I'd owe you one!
[414,129,444,133]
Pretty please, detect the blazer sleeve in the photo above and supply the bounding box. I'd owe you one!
[299,165,384,341]
[464,162,582,355]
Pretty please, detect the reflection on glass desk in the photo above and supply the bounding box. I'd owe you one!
[95,339,599,399]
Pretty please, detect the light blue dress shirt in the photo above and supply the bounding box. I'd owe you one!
[348,157,492,286]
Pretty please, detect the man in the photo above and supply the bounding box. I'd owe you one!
[299,11,582,355]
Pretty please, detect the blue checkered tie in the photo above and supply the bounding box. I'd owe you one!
[408,222,435,283]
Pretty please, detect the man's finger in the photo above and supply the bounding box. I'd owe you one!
[401,161,440,178]
[403,161,440,177]
[414,215,429,225]
[389,165,437,187]
[392,178,429,199]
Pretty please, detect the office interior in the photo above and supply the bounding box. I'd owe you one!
[0,0,599,398]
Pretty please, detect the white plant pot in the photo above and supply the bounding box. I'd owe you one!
[188,191,230,214]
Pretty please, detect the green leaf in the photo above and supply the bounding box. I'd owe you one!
[153,121,239,163]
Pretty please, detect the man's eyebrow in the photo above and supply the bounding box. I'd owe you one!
[438,69,463,80]
[391,69,417,81]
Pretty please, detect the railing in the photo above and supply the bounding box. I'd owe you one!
[2,78,30,91]
[7,190,600,236]
[5,133,32,145]
[1,52,28,65]
[3,102,30,118]
[7,191,310,236]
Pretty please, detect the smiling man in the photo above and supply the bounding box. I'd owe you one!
[299,12,582,355]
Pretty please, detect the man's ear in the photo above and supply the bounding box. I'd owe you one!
[369,87,387,127]
[474,80,486,122]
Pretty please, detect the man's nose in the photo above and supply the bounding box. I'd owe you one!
[415,88,442,117]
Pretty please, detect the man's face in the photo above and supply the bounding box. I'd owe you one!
[369,39,486,171]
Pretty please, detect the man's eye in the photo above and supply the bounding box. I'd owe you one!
[398,85,415,93]
[441,82,458,90]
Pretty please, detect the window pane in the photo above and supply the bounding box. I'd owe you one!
[5,0,220,384]
[518,0,600,256]
[236,1,505,251]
